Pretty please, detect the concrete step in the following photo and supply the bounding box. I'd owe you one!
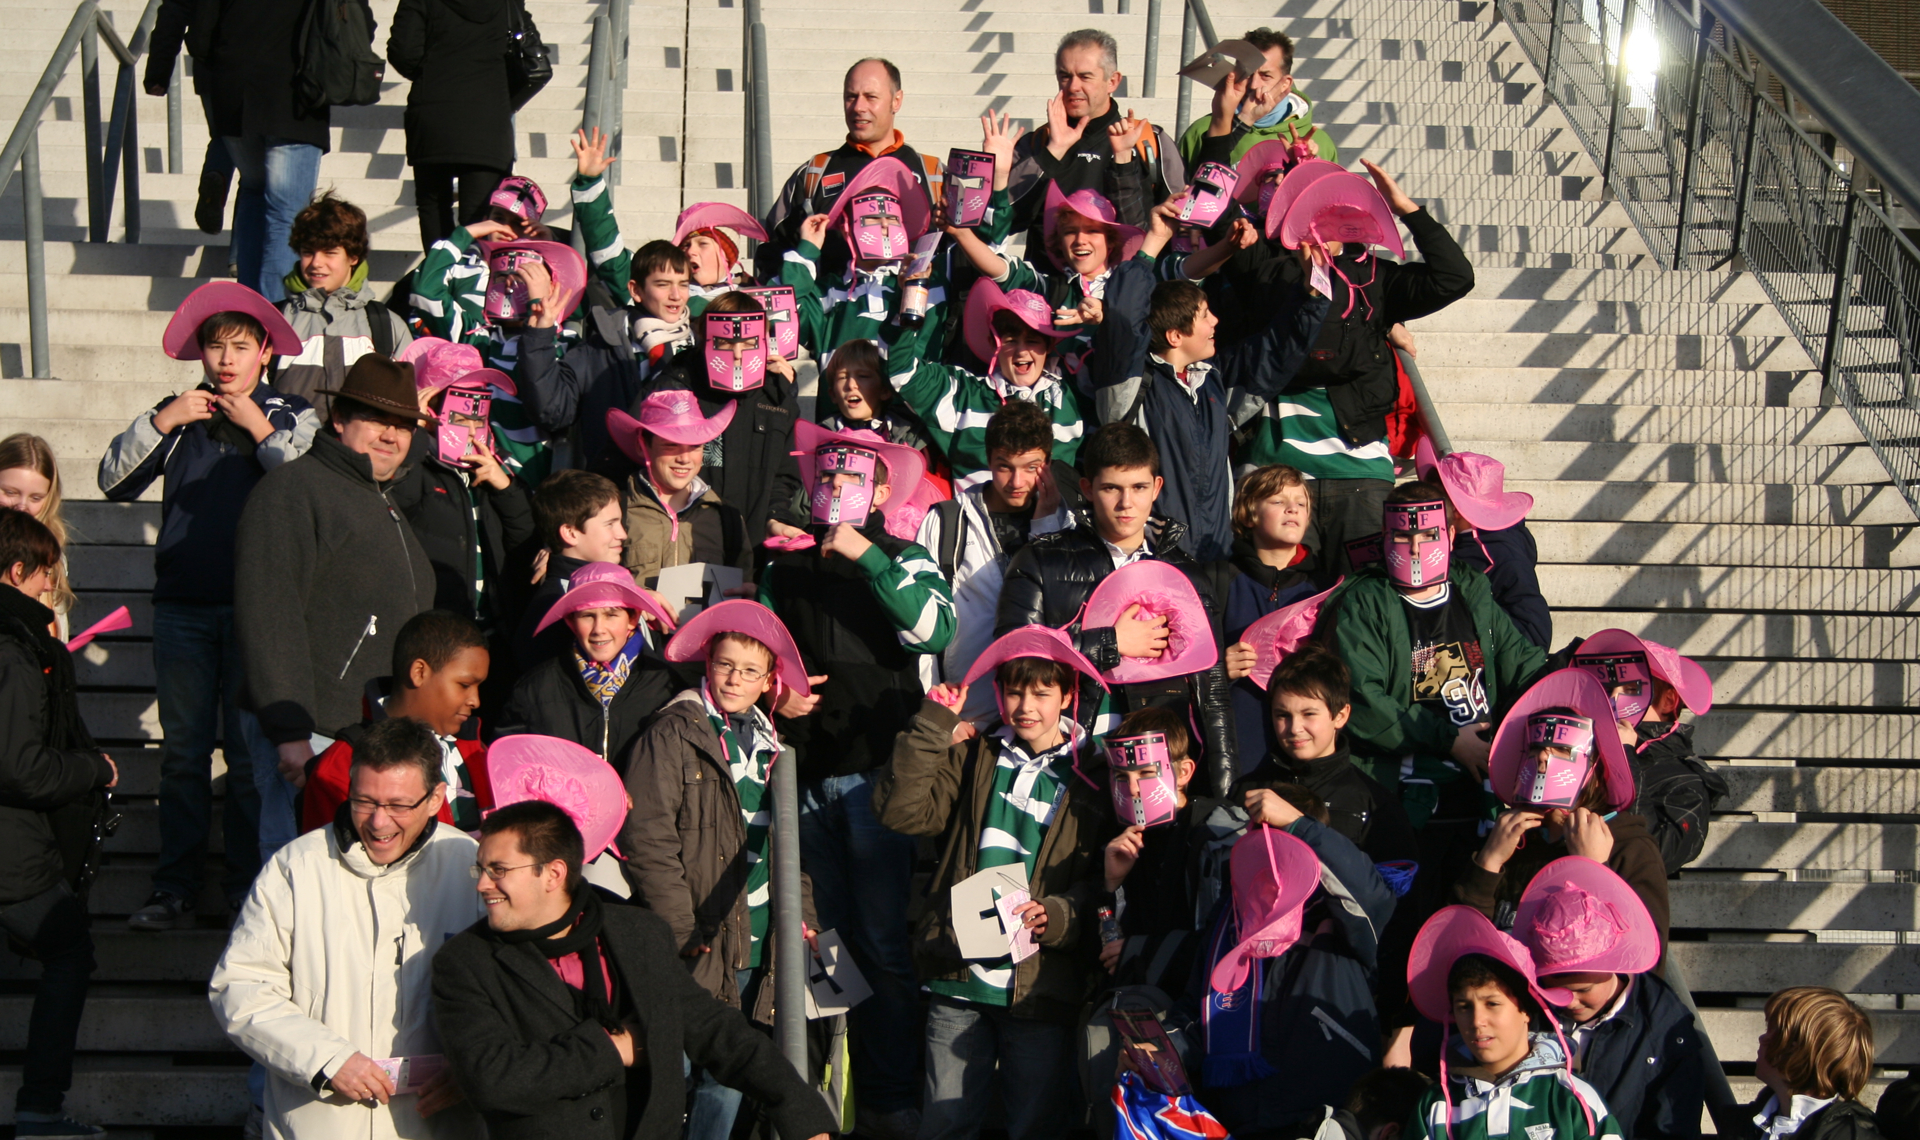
[1696,822,1920,872]
[1437,404,1862,446]
[1530,519,1918,570]
[106,802,221,856]
[0,241,416,280]
[1718,766,1920,814]
[1446,438,1890,486]
[1425,298,1797,337]
[1703,662,1920,710]
[0,989,233,1053]
[1514,481,1919,527]
[1468,266,1773,304]
[1417,330,1819,371]
[1553,611,1920,662]
[1690,713,1920,762]
[1421,366,1823,409]
[0,1062,247,1128]
[1672,879,1920,931]
[1702,1008,1920,1065]
[1666,939,1920,994]
[92,859,233,917]
[1535,564,1919,616]
[0,923,224,982]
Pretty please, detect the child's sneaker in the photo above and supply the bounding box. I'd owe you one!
[126,890,194,932]
[13,1113,107,1138]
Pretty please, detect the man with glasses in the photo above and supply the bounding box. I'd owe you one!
[211,717,484,1138]
[433,800,836,1140]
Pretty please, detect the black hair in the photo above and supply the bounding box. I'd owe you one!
[995,655,1077,694]
[195,311,269,350]
[533,469,621,552]
[1079,422,1159,480]
[391,610,487,683]
[1447,953,1546,1027]
[348,716,444,798]
[984,399,1056,462]
[0,508,59,581]
[1269,643,1351,715]
[479,799,585,893]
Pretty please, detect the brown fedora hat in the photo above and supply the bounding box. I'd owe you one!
[316,355,430,424]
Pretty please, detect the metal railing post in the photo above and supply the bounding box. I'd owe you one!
[1725,78,1762,265]
[1174,2,1197,136]
[609,0,629,186]
[1598,0,1636,191]
[771,747,808,1092]
[1143,0,1161,99]
[1671,11,1713,266]
[747,19,773,220]
[582,15,609,135]
[122,68,140,243]
[1820,185,1861,391]
[23,125,47,379]
[1543,0,1563,95]
[166,57,182,174]
[1399,348,1452,455]
[81,16,104,242]
[1186,0,1217,50]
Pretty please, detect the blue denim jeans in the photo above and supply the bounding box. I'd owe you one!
[920,996,1071,1140]
[797,771,921,1113]
[150,602,262,905]
[683,968,758,1140]
[250,718,302,866]
[223,135,322,301]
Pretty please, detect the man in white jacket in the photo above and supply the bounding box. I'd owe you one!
[210,717,484,1139]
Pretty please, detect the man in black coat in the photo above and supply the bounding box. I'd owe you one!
[996,424,1240,797]
[433,800,837,1140]
[234,355,436,855]
[0,510,118,1140]
[142,0,235,235]
[387,0,514,249]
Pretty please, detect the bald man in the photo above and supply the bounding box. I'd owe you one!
[755,57,945,281]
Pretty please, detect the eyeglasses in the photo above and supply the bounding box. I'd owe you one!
[710,661,769,683]
[471,862,545,882]
[348,788,437,815]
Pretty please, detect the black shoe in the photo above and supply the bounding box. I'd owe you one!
[195,167,231,234]
[14,1115,108,1138]
[127,890,193,932]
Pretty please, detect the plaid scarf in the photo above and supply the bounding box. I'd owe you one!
[574,629,647,708]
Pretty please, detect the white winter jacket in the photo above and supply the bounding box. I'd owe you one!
[209,820,485,1140]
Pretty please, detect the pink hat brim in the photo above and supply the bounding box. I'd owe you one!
[884,476,950,542]
[823,156,932,245]
[532,577,678,637]
[1260,159,1345,240]
[1639,637,1713,716]
[961,625,1108,692]
[1488,669,1636,811]
[163,281,305,360]
[485,734,627,857]
[1209,826,1321,993]
[663,599,811,698]
[1279,173,1406,258]
[1409,905,1567,1023]
[1415,437,1533,532]
[1042,183,1147,270]
[479,239,590,323]
[791,421,928,526]
[1232,141,1295,203]
[963,277,1075,368]
[1082,561,1218,683]
[1244,580,1340,689]
[1515,856,1662,978]
[606,398,737,467]
[673,201,770,247]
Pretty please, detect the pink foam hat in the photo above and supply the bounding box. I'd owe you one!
[1232,140,1296,203]
[486,734,626,858]
[823,156,932,243]
[478,239,589,323]
[1260,159,1346,240]
[1242,581,1340,689]
[1083,561,1219,684]
[961,625,1108,693]
[1515,856,1662,979]
[1408,905,1569,1023]
[884,474,951,543]
[401,336,518,398]
[163,281,304,361]
[1209,825,1321,993]
[1041,183,1146,270]
[1415,436,1532,532]
[606,390,737,468]
[791,421,928,528]
[963,276,1075,368]
[1279,173,1406,259]
[1489,668,1635,812]
[664,599,811,698]
[672,201,770,247]
[1640,636,1712,715]
[531,561,678,636]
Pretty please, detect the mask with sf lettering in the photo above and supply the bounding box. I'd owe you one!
[1107,732,1180,829]
[703,312,767,392]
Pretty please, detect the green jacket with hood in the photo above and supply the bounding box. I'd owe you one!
[1177,90,1338,167]
[1413,1034,1622,1140]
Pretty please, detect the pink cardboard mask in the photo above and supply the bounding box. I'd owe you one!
[1489,669,1636,812]
[1384,499,1450,589]
[740,285,799,359]
[437,386,492,467]
[1107,732,1181,829]
[848,191,909,260]
[484,249,542,321]
[946,149,996,229]
[1571,629,1657,725]
[1179,162,1240,229]
[810,443,880,527]
[704,312,767,392]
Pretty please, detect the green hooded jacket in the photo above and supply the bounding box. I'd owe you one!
[1176,90,1338,167]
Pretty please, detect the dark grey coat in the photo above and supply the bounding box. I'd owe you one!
[234,431,436,744]
[431,895,837,1140]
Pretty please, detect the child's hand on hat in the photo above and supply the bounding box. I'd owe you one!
[153,389,218,434]
[1245,788,1303,829]
[1114,603,1170,660]
[571,127,618,180]
[462,220,517,244]
[1562,807,1615,863]
[1044,93,1086,159]
[927,683,967,711]
[799,214,831,249]
[1105,825,1146,891]
[1108,111,1146,163]
[1359,159,1419,217]
[820,522,874,564]
[1224,640,1257,681]
[1476,807,1544,873]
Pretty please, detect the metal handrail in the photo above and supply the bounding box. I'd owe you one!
[741,0,772,220]
[2,0,170,378]
[1496,0,1920,516]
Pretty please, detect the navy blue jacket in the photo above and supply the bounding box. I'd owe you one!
[1562,971,1705,1140]
[1454,521,1552,651]
[1218,535,1321,769]
[97,381,317,604]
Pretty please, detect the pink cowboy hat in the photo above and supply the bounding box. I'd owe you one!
[823,156,932,243]
[1042,183,1147,270]
[884,474,951,543]
[1260,159,1346,240]
[791,421,928,528]
[478,239,589,323]
[1278,173,1406,259]
[961,624,1108,693]
[606,390,736,468]
[1515,856,1662,979]
[1415,437,1533,532]
[486,734,626,858]
[1209,825,1321,993]
[663,599,811,698]
[400,337,518,398]
[1641,636,1712,715]
[963,277,1076,368]
[672,201,769,247]
[1489,668,1636,812]
[163,281,304,361]
[531,562,679,637]
[1242,580,1341,689]
[1408,905,1570,1023]
[1232,140,1296,204]
[1083,561,1219,684]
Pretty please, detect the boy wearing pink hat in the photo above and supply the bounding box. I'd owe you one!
[1514,858,1706,1140]
[872,626,1117,1140]
[1415,438,1551,652]
[608,392,752,590]
[785,155,938,355]
[513,471,627,672]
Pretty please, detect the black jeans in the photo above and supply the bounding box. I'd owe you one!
[414,164,507,250]
[1307,477,1394,578]
[0,882,95,1115]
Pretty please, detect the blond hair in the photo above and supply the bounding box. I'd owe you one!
[0,433,74,613]
[1232,464,1308,538]
[1763,986,1875,1100]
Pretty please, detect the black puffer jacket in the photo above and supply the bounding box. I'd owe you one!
[386,430,538,624]
[0,585,113,905]
[386,0,513,170]
[494,647,676,769]
[996,514,1239,797]
[1232,736,1417,867]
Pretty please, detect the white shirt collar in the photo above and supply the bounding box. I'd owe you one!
[1148,353,1212,401]
[1754,1094,1838,1140]
[1102,531,1151,570]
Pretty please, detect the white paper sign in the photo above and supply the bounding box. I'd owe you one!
[654,561,746,623]
[995,889,1040,963]
[802,929,873,1019]
[950,864,1030,960]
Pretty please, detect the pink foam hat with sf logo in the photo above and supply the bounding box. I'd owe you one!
[1208,825,1321,994]
[963,277,1075,369]
[605,390,736,468]
[1082,561,1218,684]
[1241,580,1341,689]
[486,734,626,858]
[663,599,812,699]
[531,562,678,637]
[1041,183,1146,269]
[162,281,304,361]
[1278,172,1406,259]
[1514,856,1662,978]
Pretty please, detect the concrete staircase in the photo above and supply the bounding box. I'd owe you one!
[0,0,1914,1131]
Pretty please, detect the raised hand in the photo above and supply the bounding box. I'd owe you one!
[1108,111,1147,163]
[1359,158,1418,216]
[980,110,1024,167]
[1044,93,1085,159]
[799,213,831,249]
[571,127,619,180]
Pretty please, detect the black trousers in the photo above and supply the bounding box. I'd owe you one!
[414,164,508,250]
[0,882,95,1115]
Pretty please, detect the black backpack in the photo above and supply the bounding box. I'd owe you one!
[295,0,386,113]
[1632,731,1730,875]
